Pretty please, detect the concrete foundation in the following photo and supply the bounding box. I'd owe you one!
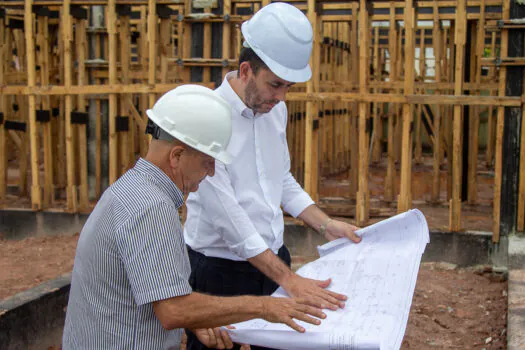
[0,274,71,350]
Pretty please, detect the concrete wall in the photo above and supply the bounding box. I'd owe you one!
[0,274,70,350]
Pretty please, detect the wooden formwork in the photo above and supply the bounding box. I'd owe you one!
[0,0,521,241]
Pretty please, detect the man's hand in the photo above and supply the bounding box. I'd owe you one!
[324,220,361,243]
[281,275,346,311]
[260,296,326,333]
[193,327,234,349]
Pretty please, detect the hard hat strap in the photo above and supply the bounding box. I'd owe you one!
[145,119,176,142]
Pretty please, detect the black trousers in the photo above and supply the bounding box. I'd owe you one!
[185,246,291,350]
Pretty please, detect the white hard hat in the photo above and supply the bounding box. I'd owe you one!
[146,85,233,164]
[241,2,313,83]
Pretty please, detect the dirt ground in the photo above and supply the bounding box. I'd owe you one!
[0,235,507,349]
[0,234,79,300]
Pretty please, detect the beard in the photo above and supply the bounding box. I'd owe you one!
[244,78,279,114]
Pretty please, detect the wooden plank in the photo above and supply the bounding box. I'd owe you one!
[493,0,510,242]
[397,0,415,213]
[25,0,42,210]
[356,0,370,225]
[449,0,466,232]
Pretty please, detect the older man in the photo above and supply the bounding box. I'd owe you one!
[62,85,325,350]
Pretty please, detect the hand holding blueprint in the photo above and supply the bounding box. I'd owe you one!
[227,209,430,350]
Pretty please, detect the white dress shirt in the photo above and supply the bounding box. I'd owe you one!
[183,72,314,261]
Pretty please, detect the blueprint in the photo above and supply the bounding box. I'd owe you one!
[227,209,430,350]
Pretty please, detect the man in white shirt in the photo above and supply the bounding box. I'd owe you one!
[184,4,361,349]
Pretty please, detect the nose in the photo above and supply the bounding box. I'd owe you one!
[274,86,288,102]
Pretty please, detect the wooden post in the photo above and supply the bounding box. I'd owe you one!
[0,13,5,203]
[148,1,157,107]
[76,15,89,211]
[372,26,381,163]
[343,23,351,170]
[320,30,327,174]
[55,12,66,191]
[327,23,334,174]
[94,8,103,199]
[431,2,442,202]
[384,3,396,202]
[119,12,131,176]
[485,31,497,167]
[37,14,53,208]
[349,2,359,200]
[24,0,42,210]
[414,28,424,164]
[467,6,485,205]
[222,0,232,79]
[449,0,466,231]
[139,6,149,158]
[124,13,135,170]
[446,23,455,202]
[356,0,370,225]
[397,0,415,213]
[108,0,118,185]
[203,8,212,82]
[394,25,403,164]
[61,1,76,211]
[305,0,320,202]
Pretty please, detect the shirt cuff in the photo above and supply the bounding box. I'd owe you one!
[230,233,269,260]
[282,192,315,218]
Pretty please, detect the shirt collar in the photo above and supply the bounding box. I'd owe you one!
[133,158,185,209]
[217,71,255,119]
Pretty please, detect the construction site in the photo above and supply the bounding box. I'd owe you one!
[0,0,524,349]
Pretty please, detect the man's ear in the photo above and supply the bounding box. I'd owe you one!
[169,145,185,169]
[238,61,252,82]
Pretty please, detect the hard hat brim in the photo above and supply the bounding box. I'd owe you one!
[214,151,233,165]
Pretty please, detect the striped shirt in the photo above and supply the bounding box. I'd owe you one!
[63,158,191,350]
